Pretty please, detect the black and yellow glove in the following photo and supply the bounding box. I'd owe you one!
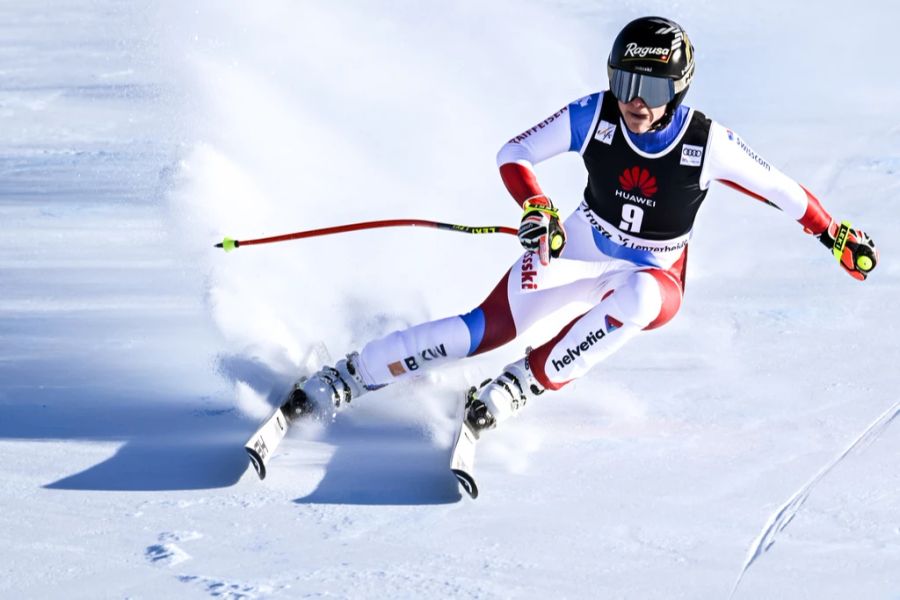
[518,196,566,266]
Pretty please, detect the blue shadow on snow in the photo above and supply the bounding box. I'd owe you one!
[293,417,462,506]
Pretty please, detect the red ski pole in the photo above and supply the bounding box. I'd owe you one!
[215,219,518,252]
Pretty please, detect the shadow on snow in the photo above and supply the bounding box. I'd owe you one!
[0,355,289,492]
[292,418,462,506]
[2,354,461,501]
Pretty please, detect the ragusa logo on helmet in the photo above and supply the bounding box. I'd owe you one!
[623,43,670,60]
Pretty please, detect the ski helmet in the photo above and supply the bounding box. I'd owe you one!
[607,17,695,127]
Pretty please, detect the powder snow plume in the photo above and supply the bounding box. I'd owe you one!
[158,2,596,389]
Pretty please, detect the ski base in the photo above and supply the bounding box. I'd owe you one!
[244,405,292,480]
[450,420,479,499]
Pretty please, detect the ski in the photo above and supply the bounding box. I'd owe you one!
[244,403,293,480]
[450,419,479,499]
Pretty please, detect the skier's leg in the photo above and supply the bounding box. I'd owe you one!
[352,207,612,391]
[293,279,512,413]
[470,263,684,428]
[297,212,624,413]
[528,267,682,389]
[352,251,610,388]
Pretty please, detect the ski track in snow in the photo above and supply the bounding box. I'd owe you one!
[730,399,900,598]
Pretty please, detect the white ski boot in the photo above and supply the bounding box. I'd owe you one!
[284,352,370,419]
[465,356,544,434]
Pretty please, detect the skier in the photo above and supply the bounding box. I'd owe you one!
[289,16,878,434]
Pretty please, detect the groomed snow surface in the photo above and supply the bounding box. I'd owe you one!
[2,1,899,598]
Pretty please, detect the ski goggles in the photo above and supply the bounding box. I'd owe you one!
[608,67,677,108]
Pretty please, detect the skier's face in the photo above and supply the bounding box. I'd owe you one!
[618,98,667,134]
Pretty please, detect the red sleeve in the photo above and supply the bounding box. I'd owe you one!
[797,185,832,235]
[499,163,546,208]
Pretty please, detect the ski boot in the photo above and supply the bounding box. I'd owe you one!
[464,356,544,436]
[283,352,370,420]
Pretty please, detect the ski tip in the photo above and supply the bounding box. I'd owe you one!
[452,469,478,499]
[245,448,267,480]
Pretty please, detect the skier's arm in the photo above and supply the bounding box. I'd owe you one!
[701,122,832,232]
[496,93,600,262]
[701,122,878,280]
[496,93,600,207]
[496,107,569,206]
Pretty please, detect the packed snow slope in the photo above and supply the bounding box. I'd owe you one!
[1,1,899,598]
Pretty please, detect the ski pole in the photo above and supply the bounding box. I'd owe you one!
[215,219,518,252]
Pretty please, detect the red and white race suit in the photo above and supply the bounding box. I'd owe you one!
[353,91,832,391]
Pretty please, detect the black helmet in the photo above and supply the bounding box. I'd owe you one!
[607,17,695,126]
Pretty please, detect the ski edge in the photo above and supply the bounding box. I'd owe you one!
[246,446,268,480]
[452,468,479,499]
